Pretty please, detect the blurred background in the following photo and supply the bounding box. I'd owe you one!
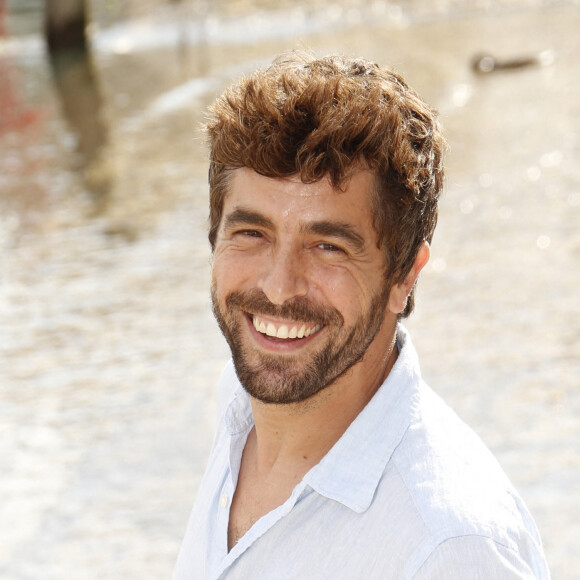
[0,0,578,578]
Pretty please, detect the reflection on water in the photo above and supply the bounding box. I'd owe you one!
[43,0,112,202]
[49,46,112,201]
[1,0,579,578]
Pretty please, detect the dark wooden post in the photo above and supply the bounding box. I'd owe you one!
[45,0,88,51]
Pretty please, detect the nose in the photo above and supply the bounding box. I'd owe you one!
[258,244,309,306]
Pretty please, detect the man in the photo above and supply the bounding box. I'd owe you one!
[174,52,550,579]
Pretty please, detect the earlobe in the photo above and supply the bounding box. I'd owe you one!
[387,242,430,314]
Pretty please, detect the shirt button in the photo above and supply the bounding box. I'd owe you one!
[220,493,228,508]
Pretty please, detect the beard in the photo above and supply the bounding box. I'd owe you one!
[211,284,390,405]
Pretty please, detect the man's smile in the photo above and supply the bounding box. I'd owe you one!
[249,313,324,340]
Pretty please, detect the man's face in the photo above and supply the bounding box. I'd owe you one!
[211,168,397,404]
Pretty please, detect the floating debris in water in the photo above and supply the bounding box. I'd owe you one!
[471,50,555,74]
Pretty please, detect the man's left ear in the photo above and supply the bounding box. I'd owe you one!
[387,241,430,314]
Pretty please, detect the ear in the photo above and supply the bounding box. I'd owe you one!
[387,241,430,314]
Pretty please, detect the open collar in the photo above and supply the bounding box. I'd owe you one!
[223,325,423,513]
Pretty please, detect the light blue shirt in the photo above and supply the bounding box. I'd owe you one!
[174,326,550,579]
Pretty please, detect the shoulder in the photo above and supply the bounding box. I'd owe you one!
[392,381,517,524]
[411,534,550,579]
[381,381,549,578]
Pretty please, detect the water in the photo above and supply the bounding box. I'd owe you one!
[1,1,579,578]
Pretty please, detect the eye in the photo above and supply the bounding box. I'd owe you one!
[228,229,267,248]
[316,242,345,253]
[236,229,263,238]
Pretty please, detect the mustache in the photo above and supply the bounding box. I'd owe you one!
[224,289,344,327]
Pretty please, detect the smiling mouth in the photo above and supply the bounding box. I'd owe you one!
[250,314,324,340]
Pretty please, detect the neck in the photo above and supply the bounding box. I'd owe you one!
[249,323,399,475]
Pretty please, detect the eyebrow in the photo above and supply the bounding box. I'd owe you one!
[301,221,366,252]
[223,208,274,231]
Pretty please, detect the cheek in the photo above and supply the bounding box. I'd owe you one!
[212,247,262,293]
[211,250,232,292]
[307,262,378,315]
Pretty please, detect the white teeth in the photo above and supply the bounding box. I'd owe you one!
[252,316,322,340]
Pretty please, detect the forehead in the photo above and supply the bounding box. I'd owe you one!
[223,168,376,225]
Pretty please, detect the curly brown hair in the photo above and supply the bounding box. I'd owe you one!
[206,52,446,317]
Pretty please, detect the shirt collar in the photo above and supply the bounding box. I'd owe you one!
[224,381,254,436]
[223,324,422,513]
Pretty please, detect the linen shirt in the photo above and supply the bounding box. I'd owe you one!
[174,326,550,579]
